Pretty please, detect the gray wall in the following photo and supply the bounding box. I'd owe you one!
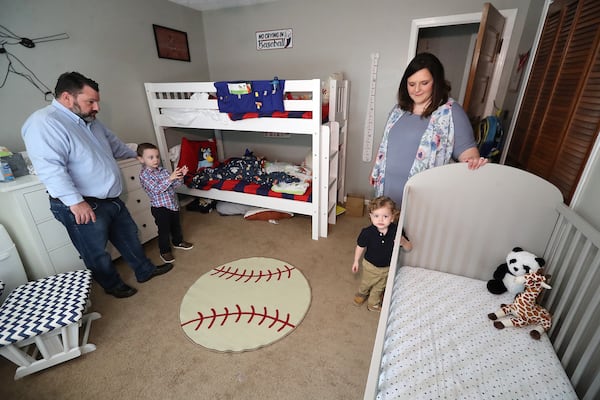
[201,0,544,198]
[3,0,597,229]
[417,24,480,103]
[0,0,209,151]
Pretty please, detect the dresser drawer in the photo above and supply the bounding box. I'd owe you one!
[37,218,72,251]
[48,244,85,274]
[122,187,151,214]
[121,163,143,193]
[132,210,157,244]
[23,188,53,223]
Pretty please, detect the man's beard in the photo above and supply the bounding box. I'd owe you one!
[71,103,96,122]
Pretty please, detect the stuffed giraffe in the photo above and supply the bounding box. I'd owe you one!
[488,269,552,340]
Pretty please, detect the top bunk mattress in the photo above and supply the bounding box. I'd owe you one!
[160,103,329,124]
[376,266,577,400]
[145,79,327,134]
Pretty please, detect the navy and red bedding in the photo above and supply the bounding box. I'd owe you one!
[189,179,312,202]
[188,150,312,202]
[226,105,329,123]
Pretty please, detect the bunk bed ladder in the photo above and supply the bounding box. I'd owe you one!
[329,79,349,203]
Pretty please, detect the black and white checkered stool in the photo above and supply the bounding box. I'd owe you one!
[0,269,101,379]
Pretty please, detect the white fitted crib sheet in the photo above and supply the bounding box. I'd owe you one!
[376,266,577,400]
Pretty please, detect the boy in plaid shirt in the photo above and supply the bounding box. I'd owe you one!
[137,143,193,263]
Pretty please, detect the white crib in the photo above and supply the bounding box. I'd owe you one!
[364,163,600,399]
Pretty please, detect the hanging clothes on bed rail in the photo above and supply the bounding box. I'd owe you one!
[215,77,285,115]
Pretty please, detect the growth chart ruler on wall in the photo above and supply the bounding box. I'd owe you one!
[362,52,379,162]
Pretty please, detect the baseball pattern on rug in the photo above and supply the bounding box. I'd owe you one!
[180,257,311,352]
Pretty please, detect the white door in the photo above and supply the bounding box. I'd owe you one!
[462,3,506,125]
[408,4,515,118]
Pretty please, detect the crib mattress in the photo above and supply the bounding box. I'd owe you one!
[376,266,577,400]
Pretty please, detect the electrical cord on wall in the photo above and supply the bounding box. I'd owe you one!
[1,24,70,101]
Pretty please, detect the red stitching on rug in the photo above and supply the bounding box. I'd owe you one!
[181,304,296,332]
[210,264,295,283]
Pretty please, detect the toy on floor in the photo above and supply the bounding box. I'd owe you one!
[185,197,216,213]
[487,247,545,295]
[488,269,552,340]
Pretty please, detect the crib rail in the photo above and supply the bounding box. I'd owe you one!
[543,203,600,400]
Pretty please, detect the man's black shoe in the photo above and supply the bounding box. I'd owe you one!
[137,263,173,283]
[105,283,138,298]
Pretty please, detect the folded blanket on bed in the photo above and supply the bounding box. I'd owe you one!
[265,161,311,194]
[271,181,309,195]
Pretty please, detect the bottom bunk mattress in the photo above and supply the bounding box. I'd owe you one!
[189,178,312,202]
[186,151,313,202]
[376,266,577,400]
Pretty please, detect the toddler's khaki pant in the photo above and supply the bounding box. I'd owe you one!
[357,259,389,306]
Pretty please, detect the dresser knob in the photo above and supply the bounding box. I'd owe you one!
[130,176,135,180]
[136,199,141,203]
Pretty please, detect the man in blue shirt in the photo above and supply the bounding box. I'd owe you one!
[22,72,173,298]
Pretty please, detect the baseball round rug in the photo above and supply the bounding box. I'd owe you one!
[180,257,311,352]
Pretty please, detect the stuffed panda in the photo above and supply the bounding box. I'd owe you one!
[487,247,545,295]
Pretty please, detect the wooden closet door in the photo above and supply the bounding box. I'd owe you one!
[506,0,600,204]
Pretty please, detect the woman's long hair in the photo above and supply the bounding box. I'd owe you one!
[397,52,451,118]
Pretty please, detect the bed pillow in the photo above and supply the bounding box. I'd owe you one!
[177,137,218,174]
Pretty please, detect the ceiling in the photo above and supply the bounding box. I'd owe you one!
[167,0,279,11]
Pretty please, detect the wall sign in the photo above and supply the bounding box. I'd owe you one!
[256,29,293,51]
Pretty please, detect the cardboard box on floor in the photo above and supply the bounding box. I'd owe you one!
[345,194,365,217]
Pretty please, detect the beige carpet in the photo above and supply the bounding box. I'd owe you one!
[0,209,380,400]
[180,257,311,352]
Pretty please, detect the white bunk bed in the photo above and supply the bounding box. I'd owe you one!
[364,163,600,400]
[144,78,349,240]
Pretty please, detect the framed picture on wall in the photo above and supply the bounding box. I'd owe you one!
[153,24,190,62]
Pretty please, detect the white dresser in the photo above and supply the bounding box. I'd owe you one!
[0,158,157,280]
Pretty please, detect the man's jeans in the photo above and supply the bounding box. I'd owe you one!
[50,197,155,289]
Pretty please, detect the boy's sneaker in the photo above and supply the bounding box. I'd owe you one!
[353,294,367,307]
[173,241,194,250]
[160,252,175,263]
[367,303,382,312]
